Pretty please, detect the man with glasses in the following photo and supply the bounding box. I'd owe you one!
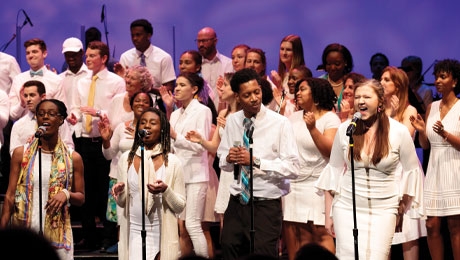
[196,27,233,110]
[9,80,73,156]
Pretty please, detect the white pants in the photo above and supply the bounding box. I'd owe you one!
[184,182,208,258]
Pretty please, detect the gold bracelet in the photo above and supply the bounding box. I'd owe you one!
[199,139,203,145]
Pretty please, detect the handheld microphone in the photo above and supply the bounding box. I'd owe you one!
[22,10,34,27]
[138,129,150,138]
[233,141,241,180]
[346,112,362,136]
[35,126,47,138]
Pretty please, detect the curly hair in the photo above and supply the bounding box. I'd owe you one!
[433,59,460,95]
[126,65,154,93]
[294,78,336,111]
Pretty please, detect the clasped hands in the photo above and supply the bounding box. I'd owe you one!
[226,146,251,166]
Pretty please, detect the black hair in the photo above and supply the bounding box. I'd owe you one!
[129,91,154,108]
[36,99,68,119]
[127,108,170,167]
[433,59,460,95]
[294,78,337,111]
[130,19,153,35]
[321,43,354,74]
[230,68,261,94]
[369,52,389,67]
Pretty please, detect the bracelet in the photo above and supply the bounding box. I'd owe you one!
[199,139,203,145]
[62,189,70,202]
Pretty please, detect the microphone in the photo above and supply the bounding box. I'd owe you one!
[22,10,34,27]
[100,5,105,23]
[138,129,149,138]
[35,126,47,138]
[233,141,241,180]
[346,112,362,136]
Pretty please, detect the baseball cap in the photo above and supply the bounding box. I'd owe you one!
[62,37,83,53]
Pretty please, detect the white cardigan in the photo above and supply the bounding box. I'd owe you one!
[116,151,186,260]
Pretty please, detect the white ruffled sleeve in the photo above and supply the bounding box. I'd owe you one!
[316,122,348,195]
[399,127,425,219]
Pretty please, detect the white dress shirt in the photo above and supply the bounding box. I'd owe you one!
[0,89,9,145]
[9,66,65,121]
[0,52,21,94]
[217,105,300,199]
[70,68,125,137]
[119,44,176,88]
[201,51,233,108]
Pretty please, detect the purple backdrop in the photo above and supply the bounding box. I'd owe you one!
[1,0,459,82]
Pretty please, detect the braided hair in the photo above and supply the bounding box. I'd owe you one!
[127,108,171,168]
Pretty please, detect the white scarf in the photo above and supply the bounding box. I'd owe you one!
[135,144,163,215]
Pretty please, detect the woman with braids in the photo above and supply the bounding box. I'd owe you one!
[112,108,186,260]
[0,99,85,260]
[316,79,423,260]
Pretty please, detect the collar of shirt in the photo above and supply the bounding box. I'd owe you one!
[180,98,200,115]
[202,50,224,64]
[91,67,109,80]
[65,64,90,76]
[135,44,153,58]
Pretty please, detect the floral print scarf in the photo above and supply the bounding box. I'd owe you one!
[13,137,73,250]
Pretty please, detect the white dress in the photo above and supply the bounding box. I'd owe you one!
[127,164,164,260]
[424,100,460,216]
[31,152,73,260]
[283,111,340,224]
[316,118,424,260]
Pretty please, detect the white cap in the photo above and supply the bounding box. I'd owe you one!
[62,37,83,53]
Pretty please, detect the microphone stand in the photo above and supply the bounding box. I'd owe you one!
[140,139,147,260]
[15,9,32,68]
[248,127,255,254]
[0,34,16,52]
[101,4,110,57]
[349,134,359,260]
[38,137,44,236]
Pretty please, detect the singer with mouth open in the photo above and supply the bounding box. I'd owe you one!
[112,108,186,260]
[0,99,85,260]
[315,79,424,260]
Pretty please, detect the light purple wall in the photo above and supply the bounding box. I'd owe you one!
[2,0,459,82]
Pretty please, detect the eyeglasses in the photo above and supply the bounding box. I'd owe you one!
[195,38,215,44]
[37,110,61,118]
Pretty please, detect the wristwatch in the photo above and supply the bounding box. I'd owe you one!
[253,157,261,168]
[96,110,101,117]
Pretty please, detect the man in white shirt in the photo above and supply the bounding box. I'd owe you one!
[68,41,125,252]
[59,37,90,136]
[0,51,21,94]
[117,19,176,91]
[217,68,299,259]
[196,27,233,109]
[9,38,65,121]
[9,80,73,156]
